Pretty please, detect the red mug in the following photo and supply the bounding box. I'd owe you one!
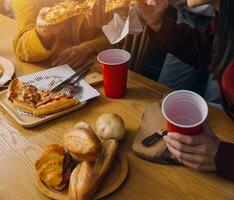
[161,90,208,135]
[97,49,131,99]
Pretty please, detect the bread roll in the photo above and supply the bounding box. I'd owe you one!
[96,113,125,141]
[69,139,119,200]
[63,122,102,161]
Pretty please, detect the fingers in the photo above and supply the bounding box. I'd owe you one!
[201,123,216,137]
[38,7,51,17]
[166,143,213,165]
[163,135,205,154]
[178,159,216,171]
[52,48,84,68]
[52,49,72,66]
[37,7,51,27]
[67,57,85,69]
[167,132,203,146]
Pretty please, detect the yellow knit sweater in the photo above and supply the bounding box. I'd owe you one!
[12,0,111,63]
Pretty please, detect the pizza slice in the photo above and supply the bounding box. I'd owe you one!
[7,79,79,116]
[44,0,97,25]
[105,0,138,13]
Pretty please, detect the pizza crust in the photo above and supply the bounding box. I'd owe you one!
[105,0,138,13]
[33,96,78,115]
[12,97,78,116]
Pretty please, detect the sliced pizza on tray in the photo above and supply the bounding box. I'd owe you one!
[7,79,79,116]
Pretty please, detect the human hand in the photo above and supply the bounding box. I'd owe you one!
[163,124,220,171]
[36,7,65,46]
[187,0,211,8]
[139,0,169,32]
[52,42,96,69]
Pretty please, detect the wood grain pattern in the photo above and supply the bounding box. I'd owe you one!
[0,14,234,200]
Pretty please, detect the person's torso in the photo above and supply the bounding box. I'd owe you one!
[220,59,234,119]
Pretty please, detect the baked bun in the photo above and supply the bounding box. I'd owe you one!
[35,144,74,190]
[69,139,119,200]
[63,122,102,161]
[96,113,125,141]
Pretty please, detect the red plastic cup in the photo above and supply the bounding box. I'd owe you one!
[97,49,131,99]
[161,90,208,135]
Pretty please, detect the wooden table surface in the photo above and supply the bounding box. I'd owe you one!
[0,14,233,200]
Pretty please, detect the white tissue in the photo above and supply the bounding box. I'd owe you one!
[102,6,144,44]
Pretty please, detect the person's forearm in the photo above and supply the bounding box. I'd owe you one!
[89,34,113,54]
[35,27,56,49]
[13,28,55,62]
[215,141,234,181]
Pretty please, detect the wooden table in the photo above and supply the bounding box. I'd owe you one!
[0,14,233,200]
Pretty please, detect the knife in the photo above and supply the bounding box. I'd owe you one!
[141,130,168,147]
[51,66,91,92]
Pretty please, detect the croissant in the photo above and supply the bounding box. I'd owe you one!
[35,144,74,190]
[63,122,102,161]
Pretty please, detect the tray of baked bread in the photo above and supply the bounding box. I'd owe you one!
[0,65,102,128]
[34,119,128,200]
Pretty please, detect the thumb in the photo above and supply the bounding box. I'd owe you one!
[201,123,214,136]
[38,7,51,17]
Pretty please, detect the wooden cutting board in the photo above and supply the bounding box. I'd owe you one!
[84,72,102,86]
[132,101,171,163]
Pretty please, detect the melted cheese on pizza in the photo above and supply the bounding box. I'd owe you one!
[10,80,73,108]
[44,0,97,24]
[105,0,138,12]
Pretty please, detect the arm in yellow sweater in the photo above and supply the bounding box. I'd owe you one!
[13,0,112,63]
[12,0,56,62]
[89,33,113,54]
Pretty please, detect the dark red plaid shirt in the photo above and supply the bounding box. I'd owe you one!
[150,16,234,181]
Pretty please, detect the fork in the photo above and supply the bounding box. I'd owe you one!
[0,85,8,88]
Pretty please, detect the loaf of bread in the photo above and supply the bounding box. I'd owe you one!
[63,122,102,161]
[68,139,119,200]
